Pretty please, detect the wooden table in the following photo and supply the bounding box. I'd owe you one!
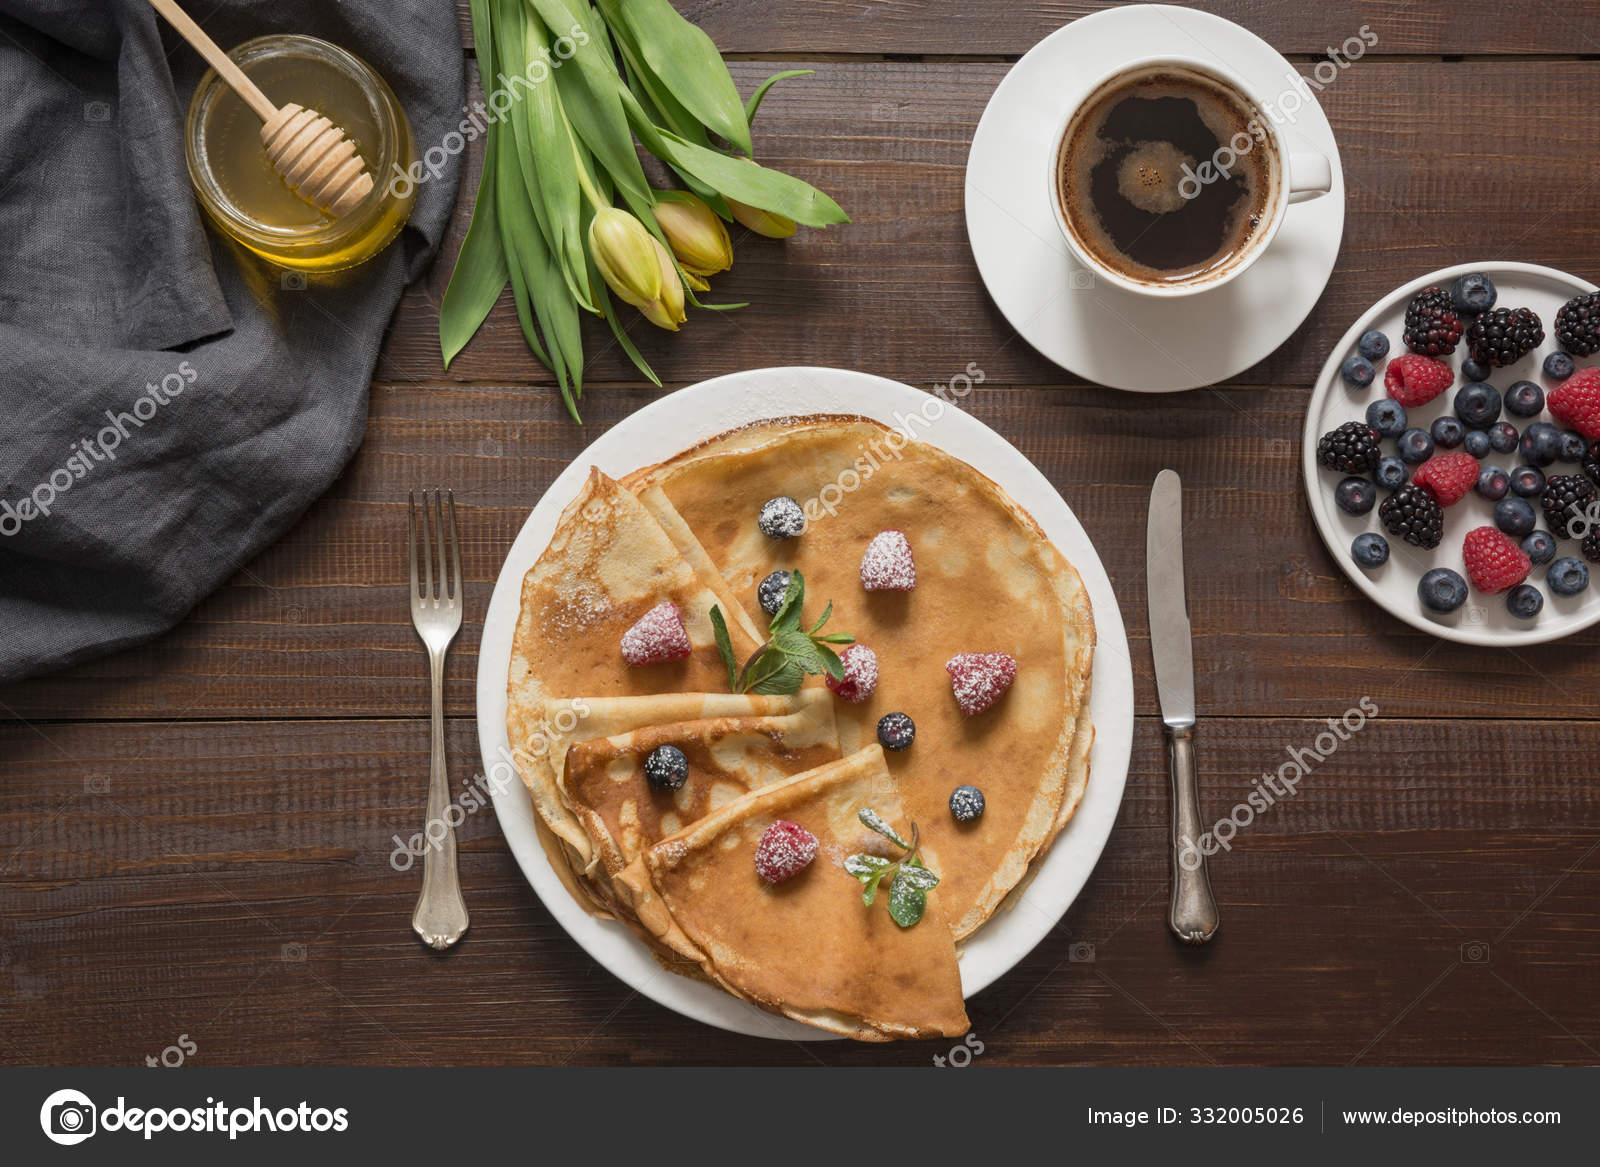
[4,2,1598,1067]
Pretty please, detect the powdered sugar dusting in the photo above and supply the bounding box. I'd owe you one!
[860,530,916,591]
[620,601,693,666]
[753,820,818,883]
[825,642,879,703]
[946,652,1017,715]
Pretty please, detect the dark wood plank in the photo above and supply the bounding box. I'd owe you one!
[457,1,1600,57]
[376,59,1600,389]
[3,716,1595,1065]
[4,384,1597,723]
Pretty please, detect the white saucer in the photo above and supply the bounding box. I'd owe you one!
[1304,262,1600,647]
[964,4,1346,392]
[475,368,1134,1041]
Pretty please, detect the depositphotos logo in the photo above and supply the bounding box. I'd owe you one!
[39,1088,349,1143]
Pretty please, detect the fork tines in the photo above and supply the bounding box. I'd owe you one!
[408,489,460,608]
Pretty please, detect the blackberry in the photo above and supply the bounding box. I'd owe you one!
[644,744,689,793]
[1403,286,1464,356]
[1380,483,1445,549]
[1584,440,1600,489]
[1317,421,1382,474]
[1585,529,1600,564]
[1540,475,1596,539]
[1554,291,1600,357]
[1466,306,1544,368]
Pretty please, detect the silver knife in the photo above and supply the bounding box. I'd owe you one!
[1146,469,1219,945]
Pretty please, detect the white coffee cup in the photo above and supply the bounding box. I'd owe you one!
[1048,55,1332,298]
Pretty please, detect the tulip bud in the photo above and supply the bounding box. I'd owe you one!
[653,191,732,277]
[589,207,662,312]
[639,238,687,331]
[723,158,798,239]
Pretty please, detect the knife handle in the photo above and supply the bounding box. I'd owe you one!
[1166,725,1219,945]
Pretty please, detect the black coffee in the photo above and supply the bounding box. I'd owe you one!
[1058,71,1272,285]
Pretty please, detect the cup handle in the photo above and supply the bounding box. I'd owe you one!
[1286,152,1332,204]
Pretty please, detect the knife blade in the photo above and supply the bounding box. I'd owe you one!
[1146,469,1218,945]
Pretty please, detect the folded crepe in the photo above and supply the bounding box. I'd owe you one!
[562,690,842,899]
[616,746,970,1042]
[506,468,767,859]
[625,417,1095,940]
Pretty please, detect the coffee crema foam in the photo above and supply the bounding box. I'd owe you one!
[1059,71,1273,285]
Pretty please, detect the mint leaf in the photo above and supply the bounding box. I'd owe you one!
[896,863,939,891]
[886,869,928,927]
[844,853,891,878]
[816,642,845,682]
[709,606,738,691]
[770,569,805,634]
[814,632,855,645]
[857,807,909,850]
[862,868,888,906]
[808,600,833,635]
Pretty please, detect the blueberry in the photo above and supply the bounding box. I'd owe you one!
[876,712,916,751]
[1450,272,1497,316]
[1494,496,1537,536]
[1341,355,1375,389]
[1398,427,1435,464]
[1461,358,1490,383]
[1506,584,1544,620]
[643,744,689,793]
[1419,567,1469,613]
[1365,398,1408,439]
[757,569,792,616]
[1335,476,1376,515]
[1521,530,1558,566]
[1557,430,1588,462]
[1488,421,1520,454]
[1544,352,1576,381]
[1503,380,1545,417]
[1358,330,1391,361]
[1374,456,1409,490]
[1454,382,1502,427]
[1351,532,1390,568]
[1464,429,1491,458]
[1476,465,1511,501]
[1510,465,1547,497]
[1548,557,1591,596]
[1431,416,1466,449]
[1521,422,1562,467]
[949,785,986,823]
[757,496,806,538]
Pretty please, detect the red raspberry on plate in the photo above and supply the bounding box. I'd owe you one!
[946,652,1017,716]
[825,643,878,703]
[1462,526,1531,594]
[1411,451,1480,506]
[754,820,818,883]
[1384,353,1453,407]
[860,530,916,591]
[1548,368,1600,440]
[619,600,692,666]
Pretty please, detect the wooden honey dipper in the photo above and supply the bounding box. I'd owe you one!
[149,0,374,218]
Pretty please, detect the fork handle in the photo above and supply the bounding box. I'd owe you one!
[413,650,469,950]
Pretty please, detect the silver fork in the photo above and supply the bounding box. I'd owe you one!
[408,489,469,950]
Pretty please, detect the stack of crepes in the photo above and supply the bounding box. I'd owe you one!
[507,417,1096,1041]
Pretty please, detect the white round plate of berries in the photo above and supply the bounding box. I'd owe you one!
[1304,262,1600,646]
[476,367,1135,1040]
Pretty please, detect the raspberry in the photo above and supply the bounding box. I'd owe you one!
[619,600,692,666]
[860,530,916,591]
[1548,368,1600,440]
[1384,354,1453,407]
[945,652,1017,716]
[1462,526,1531,594]
[753,820,817,883]
[1410,452,1480,506]
[825,643,879,703]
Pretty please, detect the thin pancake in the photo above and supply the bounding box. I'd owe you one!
[625,417,1095,940]
[506,468,765,859]
[616,746,969,1041]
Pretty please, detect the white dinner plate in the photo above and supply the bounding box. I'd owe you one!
[1303,262,1600,646]
[964,4,1346,391]
[475,367,1135,1040]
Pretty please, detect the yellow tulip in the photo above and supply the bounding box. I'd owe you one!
[724,158,798,238]
[640,238,687,331]
[653,191,732,277]
[588,207,685,330]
